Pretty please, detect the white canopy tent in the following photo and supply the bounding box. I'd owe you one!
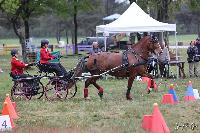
[96,2,179,78]
[96,2,176,33]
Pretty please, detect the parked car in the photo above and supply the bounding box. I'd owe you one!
[78,37,116,50]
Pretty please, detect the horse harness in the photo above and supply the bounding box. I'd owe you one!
[122,48,148,71]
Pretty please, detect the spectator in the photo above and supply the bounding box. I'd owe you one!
[158,42,170,77]
[147,52,158,75]
[92,42,101,53]
[195,38,200,55]
[187,41,199,78]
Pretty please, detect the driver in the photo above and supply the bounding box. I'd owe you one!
[40,39,69,78]
[10,49,30,79]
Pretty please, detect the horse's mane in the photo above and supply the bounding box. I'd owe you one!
[132,36,151,48]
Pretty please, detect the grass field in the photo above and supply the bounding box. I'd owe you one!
[0,34,199,47]
[1,35,200,133]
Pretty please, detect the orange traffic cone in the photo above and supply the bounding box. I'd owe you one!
[142,103,170,133]
[2,94,19,119]
[2,102,15,128]
[151,103,170,133]
[162,94,174,105]
[142,115,152,131]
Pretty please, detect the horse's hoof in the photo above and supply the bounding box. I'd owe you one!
[147,89,151,94]
[126,94,133,100]
[98,93,103,99]
[126,97,133,100]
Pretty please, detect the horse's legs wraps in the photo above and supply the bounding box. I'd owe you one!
[84,78,92,98]
[84,77,102,98]
[127,76,134,100]
[93,82,104,99]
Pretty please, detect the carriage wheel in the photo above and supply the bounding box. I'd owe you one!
[35,81,45,99]
[11,82,32,101]
[45,79,68,101]
[65,80,77,99]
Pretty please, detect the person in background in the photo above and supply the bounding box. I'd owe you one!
[40,39,69,78]
[158,42,170,77]
[92,42,101,53]
[187,41,199,78]
[195,38,200,55]
[10,49,29,79]
[0,67,3,73]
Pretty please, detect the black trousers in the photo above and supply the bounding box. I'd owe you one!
[45,63,68,76]
[11,73,31,79]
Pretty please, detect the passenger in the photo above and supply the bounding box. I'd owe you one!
[10,49,29,79]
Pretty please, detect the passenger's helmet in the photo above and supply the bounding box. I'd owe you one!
[11,49,18,56]
[41,39,49,48]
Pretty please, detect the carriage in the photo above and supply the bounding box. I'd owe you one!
[11,61,79,101]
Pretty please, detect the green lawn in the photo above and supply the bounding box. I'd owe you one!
[0,35,200,132]
[0,34,198,47]
[0,55,200,133]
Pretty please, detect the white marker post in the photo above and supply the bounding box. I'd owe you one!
[0,115,12,131]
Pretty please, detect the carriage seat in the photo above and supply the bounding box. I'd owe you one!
[36,62,55,75]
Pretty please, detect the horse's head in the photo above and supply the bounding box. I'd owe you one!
[148,36,162,55]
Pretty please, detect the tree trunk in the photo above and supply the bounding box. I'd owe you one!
[23,19,30,63]
[65,30,69,44]
[198,23,200,38]
[24,19,29,39]
[129,0,136,4]
[74,0,78,54]
[12,20,27,63]
[56,23,61,43]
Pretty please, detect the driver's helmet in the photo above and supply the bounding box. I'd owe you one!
[11,49,18,57]
[41,39,49,48]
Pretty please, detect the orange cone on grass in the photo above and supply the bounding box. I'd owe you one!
[142,77,158,92]
[162,84,178,105]
[2,94,19,119]
[162,94,174,105]
[151,103,170,133]
[142,103,170,133]
[184,81,195,101]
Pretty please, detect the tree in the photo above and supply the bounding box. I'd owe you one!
[129,0,136,4]
[50,0,94,54]
[0,0,49,62]
[187,0,200,37]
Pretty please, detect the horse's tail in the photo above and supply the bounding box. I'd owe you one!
[71,56,88,80]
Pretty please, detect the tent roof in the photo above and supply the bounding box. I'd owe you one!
[96,2,176,33]
[103,13,121,21]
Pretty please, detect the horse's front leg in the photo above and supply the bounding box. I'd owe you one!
[141,72,158,93]
[93,81,104,99]
[126,76,135,100]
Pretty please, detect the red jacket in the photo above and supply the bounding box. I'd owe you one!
[40,48,53,64]
[11,57,26,75]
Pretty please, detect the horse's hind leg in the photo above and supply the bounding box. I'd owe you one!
[127,76,135,100]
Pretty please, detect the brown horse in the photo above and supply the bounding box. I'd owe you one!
[69,36,162,100]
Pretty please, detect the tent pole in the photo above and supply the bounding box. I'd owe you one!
[175,31,178,79]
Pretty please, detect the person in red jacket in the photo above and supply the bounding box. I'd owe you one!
[10,49,29,79]
[40,39,68,77]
